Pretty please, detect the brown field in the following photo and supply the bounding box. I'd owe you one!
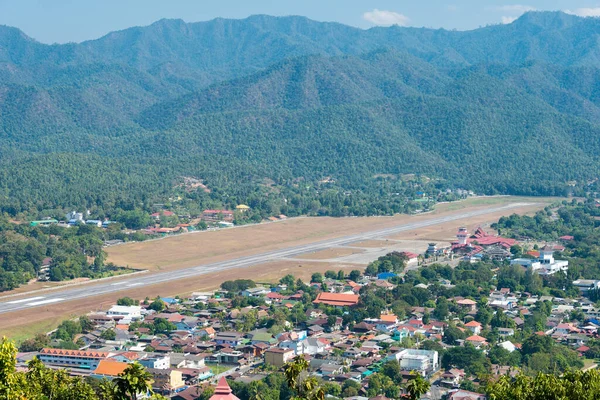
[294,247,365,260]
[0,196,556,341]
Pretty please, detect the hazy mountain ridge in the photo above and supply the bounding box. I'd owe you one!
[0,11,600,213]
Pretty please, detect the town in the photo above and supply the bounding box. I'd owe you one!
[6,199,600,399]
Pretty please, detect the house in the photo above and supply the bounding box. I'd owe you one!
[139,355,170,370]
[196,327,216,339]
[456,299,477,312]
[389,349,439,376]
[573,280,600,294]
[313,292,359,307]
[173,386,207,400]
[107,305,142,320]
[169,353,206,369]
[90,360,129,380]
[498,328,515,338]
[202,210,234,223]
[320,363,343,377]
[264,348,295,367]
[379,313,399,324]
[513,245,569,275]
[149,368,185,395]
[250,332,276,346]
[498,341,517,352]
[465,335,488,348]
[209,377,240,400]
[447,389,486,400]
[215,331,244,346]
[241,287,269,297]
[215,348,244,364]
[399,251,420,267]
[151,210,175,219]
[464,321,482,335]
[441,368,465,387]
[377,272,397,280]
[38,348,110,369]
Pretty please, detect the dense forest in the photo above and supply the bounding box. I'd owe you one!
[0,12,600,217]
[0,219,134,292]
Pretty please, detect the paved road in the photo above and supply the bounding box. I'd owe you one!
[0,203,532,314]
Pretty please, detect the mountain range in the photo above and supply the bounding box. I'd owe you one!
[1,11,599,214]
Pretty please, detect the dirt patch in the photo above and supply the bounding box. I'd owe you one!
[294,247,365,260]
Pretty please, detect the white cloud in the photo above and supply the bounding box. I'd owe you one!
[363,9,410,26]
[502,16,518,24]
[565,7,600,17]
[495,5,536,13]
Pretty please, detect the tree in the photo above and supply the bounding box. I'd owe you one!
[116,297,137,306]
[433,297,449,321]
[148,298,166,312]
[311,273,323,283]
[0,337,20,400]
[324,270,336,279]
[113,362,154,400]
[380,360,401,384]
[283,356,325,400]
[406,371,431,400]
[101,329,116,341]
[486,370,600,400]
[443,324,465,345]
[348,270,361,282]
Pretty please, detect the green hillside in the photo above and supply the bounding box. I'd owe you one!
[0,11,599,216]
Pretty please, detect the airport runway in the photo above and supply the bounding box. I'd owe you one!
[0,203,532,314]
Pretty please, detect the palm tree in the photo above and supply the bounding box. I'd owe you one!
[113,362,154,400]
[406,371,431,400]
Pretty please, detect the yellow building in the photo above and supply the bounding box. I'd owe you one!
[149,368,185,394]
[235,204,251,212]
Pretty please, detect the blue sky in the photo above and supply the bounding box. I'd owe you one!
[0,0,599,44]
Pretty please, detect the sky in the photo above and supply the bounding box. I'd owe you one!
[0,0,599,44]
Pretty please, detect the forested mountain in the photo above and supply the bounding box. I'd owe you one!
[1,11,600,216]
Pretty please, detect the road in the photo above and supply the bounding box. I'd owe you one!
[0,203,532,314]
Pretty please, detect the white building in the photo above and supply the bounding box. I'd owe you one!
[510,245,568,276]
[573,280,600,294]
[107,305,142,320]
[139,355,170,369]
[389,349,439,376]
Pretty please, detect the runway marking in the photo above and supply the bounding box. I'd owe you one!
[111,282,129,286]
[126,283,142,287]
[26,298,64,306]
[7,296,45,304]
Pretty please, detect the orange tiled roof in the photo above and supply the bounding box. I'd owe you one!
[465,321,482,327]
[93,360,129,376]
[380,314,397,322]
[313,292,359,306]
[466,335,487,342]
[40,348,109,358]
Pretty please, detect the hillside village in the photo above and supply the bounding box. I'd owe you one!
[9,200,600,400]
